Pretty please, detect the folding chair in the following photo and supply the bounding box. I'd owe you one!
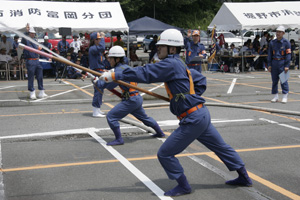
[0,61,9,81]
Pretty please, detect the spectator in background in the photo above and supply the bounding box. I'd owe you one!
[290,39,299,69]
[80,49,89,68]
[253,35,260,53]
[149,35,158,63]
[57,36,70,56]
[40,35,52,61]
[70,34,82,54]
[260,31,269,48]
[113,35,124,47]
[258,44,269,71]
[0,35,12,55]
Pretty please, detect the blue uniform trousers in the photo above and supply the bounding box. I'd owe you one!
[157,106,244,180]
[92,79,106,108]
[106,95,159,130]
[271,60,289,94]
[26,60,44,92]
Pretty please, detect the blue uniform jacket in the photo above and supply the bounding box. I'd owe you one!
[57,40,70,53]
[268,38,291,68]
[88,38,105,70]
[21,37,39,59]
[184,38,207,64]
[114,54,206,116]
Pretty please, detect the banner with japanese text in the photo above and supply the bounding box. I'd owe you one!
[0,1,128,33]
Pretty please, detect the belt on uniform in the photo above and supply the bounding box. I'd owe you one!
[130,93,139,97]
[187,63,201,66]
[177,103,203,120]
[273,58,285,60]
[27,58,38,60]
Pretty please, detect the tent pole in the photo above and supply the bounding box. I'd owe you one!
[241,29,244,73]
[127,30,130,59]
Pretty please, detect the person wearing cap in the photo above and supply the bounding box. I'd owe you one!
[21,27,47,99]
[40,35,52,61]
[184,29,207,73]
[70,34,82,54]
[95,45,165,145]
[268,25,291,103]
[65,53,82,79]
[57,35,70,56]
[100,28,252,196]
[0,35,12,55]
[148,35,158,63]
[89,31,107,117]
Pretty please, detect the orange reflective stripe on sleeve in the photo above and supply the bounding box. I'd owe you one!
[112,72,116,80]
[188,52,191,56]
[164,82,173,100]
[186,69,195,95]
[273,50,275,55]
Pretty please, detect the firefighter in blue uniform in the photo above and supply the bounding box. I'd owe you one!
[89,32,106,117]
[184,30,207,73]
[96,45,165,146]
[21,27,47,100]
[100,29,252,197]
[268,26,291,104]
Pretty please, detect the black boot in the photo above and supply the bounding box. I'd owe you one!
[164,174,192,196]
[226,166,253,187]
[107,127,124,146]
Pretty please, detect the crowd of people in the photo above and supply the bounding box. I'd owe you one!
[217,31,299,73]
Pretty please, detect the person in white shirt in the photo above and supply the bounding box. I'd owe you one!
[70,34,82,54]
[260,31,268,48]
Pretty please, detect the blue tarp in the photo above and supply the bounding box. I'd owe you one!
[128,16,183,35]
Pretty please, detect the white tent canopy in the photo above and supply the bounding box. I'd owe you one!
[0,1,128,33]
[208,1,300,31]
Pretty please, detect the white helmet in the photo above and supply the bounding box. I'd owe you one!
[156,29,184,47]
[108,45,125,57]
[44,35,49,40]
[28,27,36,33]
[276,25,285,33]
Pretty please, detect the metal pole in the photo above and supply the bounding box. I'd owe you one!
[19,43,170,102]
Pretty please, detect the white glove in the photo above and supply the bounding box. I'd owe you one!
[91,76,99,83]
[99,71,113,82]
[100,32,105,38]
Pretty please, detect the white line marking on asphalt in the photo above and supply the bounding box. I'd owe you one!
[33,84,92,102]
[226,73,255,78]
[260,118,300,131]
[140,83,164,96]
[188,154,272,200]
[0,86,15,90]
[88,130,173,200]
[227,78,237,94]
[0,142,5,199]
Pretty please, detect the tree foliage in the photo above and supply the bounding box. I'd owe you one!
[50,0,287,30]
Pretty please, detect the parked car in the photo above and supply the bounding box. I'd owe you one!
[37,32,73,50]
[121,34,138,51]
[136,35,144,49]
[215,31,243,47]
[104,32,117,49]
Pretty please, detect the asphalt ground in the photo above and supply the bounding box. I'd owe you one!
[0,68,300,200]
